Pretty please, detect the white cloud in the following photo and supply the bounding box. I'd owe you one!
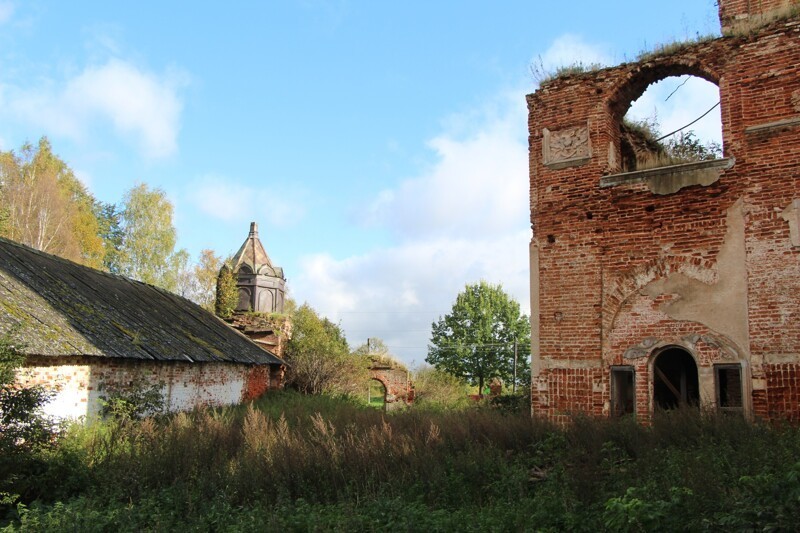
[293,232,531,365]
[188,174,307,228]
[4,59,186,159]
[294,89,531,365]
[626,75,722,145]
[535,33,613,77]
[0,2,14,25]
[366,90,528,241]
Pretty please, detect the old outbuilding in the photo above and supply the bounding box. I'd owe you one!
[528,0,800,422]
[0,236,286,420]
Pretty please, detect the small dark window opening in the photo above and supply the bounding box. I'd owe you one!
[715,364,743,415]
[611,367,635,417]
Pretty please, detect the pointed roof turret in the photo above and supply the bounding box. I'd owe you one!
[230,222,284,278]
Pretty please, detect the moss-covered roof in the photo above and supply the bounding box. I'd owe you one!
[0,237,284,365]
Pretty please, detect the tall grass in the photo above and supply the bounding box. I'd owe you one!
[3,392,800,531]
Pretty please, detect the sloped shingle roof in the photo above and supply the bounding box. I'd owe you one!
[0,237,284,365]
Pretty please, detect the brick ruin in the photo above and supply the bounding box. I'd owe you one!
[528,0,800,422]
[369,362,414,410]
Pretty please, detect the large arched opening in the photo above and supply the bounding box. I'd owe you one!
[622,75,722,172]
[368,378,387,409]
[652,347,700,410]
[608,63,723,174]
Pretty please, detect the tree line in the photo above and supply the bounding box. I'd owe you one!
[0,137,222,310]
[0,138,531,403]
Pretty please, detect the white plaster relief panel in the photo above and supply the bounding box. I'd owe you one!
[543,124,591,169]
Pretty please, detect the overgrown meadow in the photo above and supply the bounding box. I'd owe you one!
[2,391,800,532]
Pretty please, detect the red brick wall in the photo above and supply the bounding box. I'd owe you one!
[528,18,800,422]
[369,367,413,409]
[719,0,799,32]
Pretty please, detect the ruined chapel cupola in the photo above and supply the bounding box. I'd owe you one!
[230,222,286,313]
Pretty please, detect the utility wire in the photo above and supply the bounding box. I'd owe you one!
[654,101,720,142]
[664,76,690,102]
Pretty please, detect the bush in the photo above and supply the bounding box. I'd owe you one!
[4,393,800,531]
[0,331,58,519]
[98,377,166,421]
[410,365,471,410]
[283,304,369,396]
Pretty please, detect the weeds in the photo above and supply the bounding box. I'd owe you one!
[2,394,800,530]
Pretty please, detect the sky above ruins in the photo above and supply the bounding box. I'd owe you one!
[0,1,722,365]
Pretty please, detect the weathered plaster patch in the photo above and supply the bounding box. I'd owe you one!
[780,199,800,248]
[641,198,750,354]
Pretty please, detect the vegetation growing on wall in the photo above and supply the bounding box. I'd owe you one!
[621,117,722,171]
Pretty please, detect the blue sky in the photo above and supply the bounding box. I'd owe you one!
[0,1,722,364]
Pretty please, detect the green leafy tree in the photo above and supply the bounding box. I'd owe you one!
[0,331,56,458]
[284,304,369,395]
[0,138,104,267]
[95,202,125,273]
[411,364,470,410]
[215,261,238,318]
[427,281,530,395]
[167,248,194,298]
[193,249,223,311]
[118,183,182,291]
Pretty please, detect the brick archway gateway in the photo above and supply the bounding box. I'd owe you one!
[368,364,414,411]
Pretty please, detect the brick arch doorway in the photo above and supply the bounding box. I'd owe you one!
[368,377,388,408]
[652,347,699,410]
[368,366,413,411]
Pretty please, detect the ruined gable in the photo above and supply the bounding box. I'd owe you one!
[528,1,800,422]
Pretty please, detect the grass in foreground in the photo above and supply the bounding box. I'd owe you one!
[2,391,800,531]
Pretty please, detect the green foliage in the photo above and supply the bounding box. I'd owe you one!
[352,338,406,371]
[192,249,223,311]
[634,34,716,63]
[530,55,604,84]
[284,304,369,395]
[0,331,58,519]
[664,130,722,162]
[214,261,238,318]
[117,183,182,292]
[622,116,722,171]
[427,280,530,393]
[0,332,56,457]
[0,137,105,267]
[411,365,471,410]
[98,377,166,421]
[94,202,124,274]
[2,396,800,531]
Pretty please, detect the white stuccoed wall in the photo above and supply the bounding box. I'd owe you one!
[19,357,267,421]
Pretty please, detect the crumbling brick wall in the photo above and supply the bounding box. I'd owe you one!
[528,3,800,422]
[369,366,413,410]
[228,312,291,359]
